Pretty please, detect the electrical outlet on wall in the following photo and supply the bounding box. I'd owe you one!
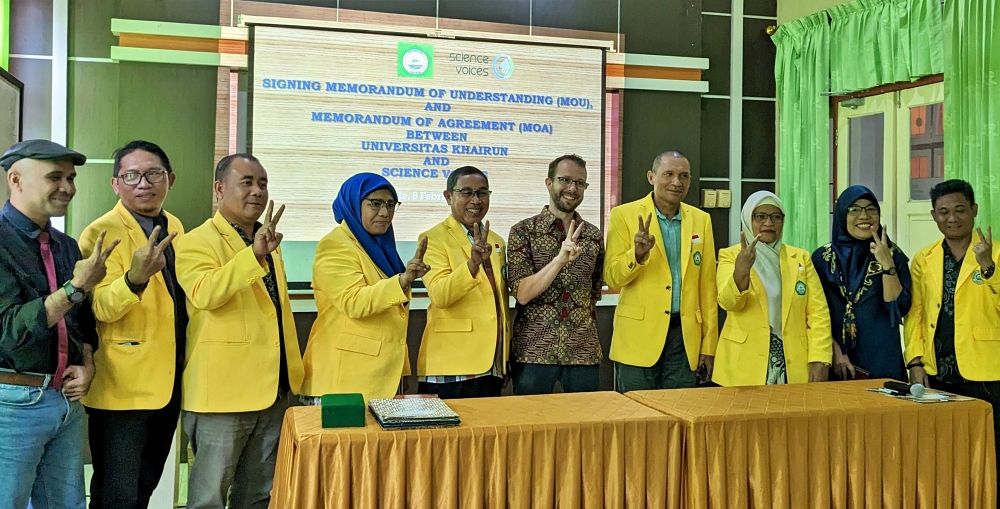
[717,190,732,208]
[702,189,717,208]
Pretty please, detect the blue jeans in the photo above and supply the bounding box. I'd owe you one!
[0,383,86,509]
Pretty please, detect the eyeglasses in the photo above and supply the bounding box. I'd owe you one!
[364,198,400,212]
[118,170,169,186]
[451,188,492,199]
[846,205,879,216]
[752,212,786,223]
[555,176,590,189]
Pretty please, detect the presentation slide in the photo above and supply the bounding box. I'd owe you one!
[249,25,606,277]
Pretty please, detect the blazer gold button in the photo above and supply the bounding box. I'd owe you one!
[274,341,279,346]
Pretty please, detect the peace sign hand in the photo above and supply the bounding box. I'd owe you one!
[72,230,122,292]
[634,214,655,263]
[734,232,760,283]
[556,220,586,265]
[128,225,179,286]
[468,220,492,268]
[974,226,995,271]
[869,225,895,270]
[252,201,285,259]
[400,236,431,291]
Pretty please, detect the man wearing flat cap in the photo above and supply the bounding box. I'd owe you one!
[0,140,120,509]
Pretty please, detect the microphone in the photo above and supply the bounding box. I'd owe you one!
[884,381,926,398]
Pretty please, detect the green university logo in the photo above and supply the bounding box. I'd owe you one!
[397,42,433,78]
[795,281,806,295]
[974,269,985,285]
[693,251,702,266]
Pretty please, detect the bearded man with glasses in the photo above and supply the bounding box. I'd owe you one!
[505,155,605,395]
[78,140,186,509]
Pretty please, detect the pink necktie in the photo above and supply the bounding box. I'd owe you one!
[38,231,68,390]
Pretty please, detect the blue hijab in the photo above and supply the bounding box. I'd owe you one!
[832,185,886,292]
[332,173,406,277]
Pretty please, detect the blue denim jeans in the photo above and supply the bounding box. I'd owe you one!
[0,383,86,509]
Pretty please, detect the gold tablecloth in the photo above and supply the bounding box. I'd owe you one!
[627,379,997,509]
[270,391,684,509]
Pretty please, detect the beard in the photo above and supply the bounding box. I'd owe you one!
[550,191,580,214]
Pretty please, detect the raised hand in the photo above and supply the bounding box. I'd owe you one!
[556,220,585,265]
[127,225,178,286]
[869,225,895,270]
[734,232,760,286]
[468,220,492,268]
[400,236,431,291]
[72,230,121,292]
[253,201,285,259]
[634,214,654,263]
[974,226,994,271]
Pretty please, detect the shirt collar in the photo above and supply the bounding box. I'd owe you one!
[539,205,583,229]
[127,208,167,234]
[228,220,262,240]
[654,205,682,222]
[1,201,53,240]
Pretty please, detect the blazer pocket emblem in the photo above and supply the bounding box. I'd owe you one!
[795,281,806,296]
[973,269,985,285]
[693,251,702,266]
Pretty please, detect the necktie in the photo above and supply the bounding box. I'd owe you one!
[38,231,69,390]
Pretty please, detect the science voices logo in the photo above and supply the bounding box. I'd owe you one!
[492,54,514,80]
[398,42,434,79]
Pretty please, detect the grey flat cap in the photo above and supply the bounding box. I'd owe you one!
[0,139,87,171]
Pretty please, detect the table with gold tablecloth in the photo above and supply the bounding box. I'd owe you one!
[270,391,684,509]
[627,379,997,509]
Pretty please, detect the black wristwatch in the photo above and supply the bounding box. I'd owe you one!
[983,263,996,280]
[881,266,897,276]
[62,281,86,304]
[124,273,149,295]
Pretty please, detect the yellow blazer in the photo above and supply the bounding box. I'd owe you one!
[715,244,832,386]
[301,222,411,400]
[904,240,1000,381]
[79,201,184,410]
[604,195,719,369]
[417,216,510,376]
[175,212,303,413]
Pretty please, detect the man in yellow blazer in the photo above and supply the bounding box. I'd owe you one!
[417,166,510,398]
[905,180,1000,483]
[174,154,303,509]
[604,151,718,391]
[79,141,185,509]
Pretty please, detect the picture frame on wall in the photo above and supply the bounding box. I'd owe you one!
[0,67,24,203]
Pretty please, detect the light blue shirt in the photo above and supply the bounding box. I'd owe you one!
[655,207,682,312]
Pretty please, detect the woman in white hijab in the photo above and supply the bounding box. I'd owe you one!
[713,191,833,386]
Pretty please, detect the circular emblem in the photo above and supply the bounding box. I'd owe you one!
[693,251,702,266]
[493,54,514,80]
[795,281,807,295]
[402,48,429,75]
[973,269,985,285]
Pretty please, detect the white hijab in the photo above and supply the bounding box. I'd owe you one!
[740,190,785,337]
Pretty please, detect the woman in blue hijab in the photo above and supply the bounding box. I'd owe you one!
[811,186,912,381]
[300,173,429,403]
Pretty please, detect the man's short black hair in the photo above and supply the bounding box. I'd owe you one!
[930,179,975,208]
[445,165,488,191]
[215,153,260,182]
[547,154,587,179]
[650,150,688,173]
[113,140,172,177]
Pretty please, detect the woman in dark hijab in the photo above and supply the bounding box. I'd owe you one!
[811,185,912,381]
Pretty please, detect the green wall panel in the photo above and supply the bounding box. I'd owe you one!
[68,61,120,158]
[69,0,115,58]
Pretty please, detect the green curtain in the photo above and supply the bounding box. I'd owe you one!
[774,13,831,251]
[943,0,1000,228]
[828,0,943,93]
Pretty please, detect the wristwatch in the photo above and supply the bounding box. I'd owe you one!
[62,281,86,304]
[883,267,897,276]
